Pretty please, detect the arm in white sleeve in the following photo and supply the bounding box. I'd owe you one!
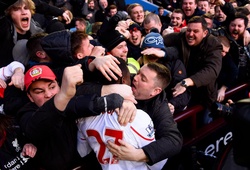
[0,61,25,81]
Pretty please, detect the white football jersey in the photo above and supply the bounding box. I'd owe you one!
[77,109,167,170]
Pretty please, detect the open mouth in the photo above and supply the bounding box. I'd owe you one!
[21,17,29,27]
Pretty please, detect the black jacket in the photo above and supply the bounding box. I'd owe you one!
[136,91,183,165]
[164,32,222,108]
[17,95,103,169]
[0,123,37,170]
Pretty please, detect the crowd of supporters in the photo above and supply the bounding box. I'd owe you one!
[0,0,250,169]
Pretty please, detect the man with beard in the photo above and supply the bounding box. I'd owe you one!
[213,13,250,86]
[181,0,205,22]
[164,16,222,124]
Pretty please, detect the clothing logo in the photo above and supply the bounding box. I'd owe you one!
[12,138,21,152]
[144,36,163,45]
[146,121,155,138]
[29,67,42,77]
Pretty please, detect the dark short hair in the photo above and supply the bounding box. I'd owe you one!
[188,16,207,30]
[70,31,89,57]
[172,8,185,20]
[75,17,87,26]
[181,0,198,6]
[147,62,171,90]
[95,57,130,85]
[158,6,164,11]
[202,12,214,20]
[109,4,117,10]
[26,33,48,62]
[231,13,248,28]
[236,7,250,16]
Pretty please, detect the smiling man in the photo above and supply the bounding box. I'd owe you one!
[164,16,222,124]
[181,0,205,22]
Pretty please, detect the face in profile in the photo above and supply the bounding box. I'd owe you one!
[132,65,161,100]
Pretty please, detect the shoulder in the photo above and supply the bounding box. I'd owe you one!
[204,34,222,49]
[130,109,155,139]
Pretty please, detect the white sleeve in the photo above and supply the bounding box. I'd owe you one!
[0,61,25,81]
[77,120,92,157]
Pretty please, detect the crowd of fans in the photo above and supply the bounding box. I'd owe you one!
[0,0,250,169]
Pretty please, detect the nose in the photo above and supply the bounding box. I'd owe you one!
[133,74,138,82]
[44,90,53,98]
[188,31,194,36]
[124,46,128,52]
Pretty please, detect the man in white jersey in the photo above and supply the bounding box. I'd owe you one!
[77,58,167,169]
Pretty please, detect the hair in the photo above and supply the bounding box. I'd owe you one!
[5,0,35,16]
[188,16,207,30]
[71,31,89,57]
[198,0,209,3]
[217,36,230,48]
[75,17,87,26]
[109,4,117,10]
[229,0,237,5]
[181,0,198,5]
[96,57,130,85]
[172,8,185,20]
[202,12,214,20]
[143,12,161,25]
[88,0,94,3]
[214,5,222,12]
[231,12,249,28]
[147,62,171,90]
[91,22,103,35]
[127,3,143,16]
[26,33,48,62]
[158,6,164,11]
[236,7,250,16]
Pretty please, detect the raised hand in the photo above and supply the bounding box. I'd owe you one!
[89,55,122,81]
[8,67,24,91]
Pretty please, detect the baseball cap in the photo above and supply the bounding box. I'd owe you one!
[25,65,56,90]
[141,32,165,51]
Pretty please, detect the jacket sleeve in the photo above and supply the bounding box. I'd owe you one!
[167,59,190,112]
[18,99,67,143]
[142,101,183,165]
[33,0,64,16]
[81,1,89,16]
[190,35,222,87]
